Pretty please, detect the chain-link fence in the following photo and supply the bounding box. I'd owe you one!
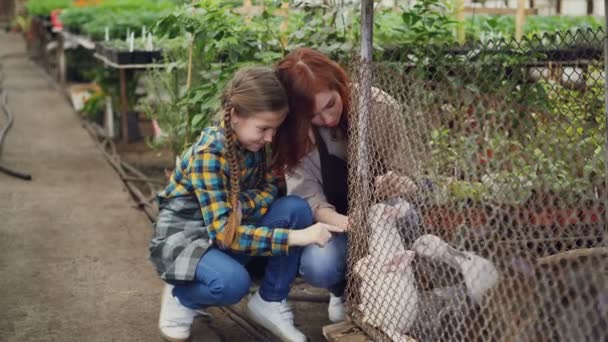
[345,28,608,342]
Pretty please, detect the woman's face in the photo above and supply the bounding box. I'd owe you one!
[311,89,343,128]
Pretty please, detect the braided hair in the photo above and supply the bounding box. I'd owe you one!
[219,67,288,248]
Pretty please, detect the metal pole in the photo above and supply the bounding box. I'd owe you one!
[349,0,374,330]
[119,69,129,144]
[361,0,373,62]
[603,0,608,237]
[516,0,526,41]
[58,33,66,87]
[356,0,373,200]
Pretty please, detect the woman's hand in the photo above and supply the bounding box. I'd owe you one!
[375,171,418,199]
[288,222,345,247]
[335,215,349,230]
[315,207,349,230]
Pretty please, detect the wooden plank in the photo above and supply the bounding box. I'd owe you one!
[234,4,290,17]
[516,0,526,40]
[61,30,95,50]
[455,0,465,44]
[279,2,289,46]
[323,320,370,342]
[93,53,169,70]
[57,33,66,86]
[463,6,537,16]
[538,247,608,265]
[234,4,263,16]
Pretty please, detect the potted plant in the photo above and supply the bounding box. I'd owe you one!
[106,40,132,65]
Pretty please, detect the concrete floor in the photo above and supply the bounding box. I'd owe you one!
[0,31,165,342]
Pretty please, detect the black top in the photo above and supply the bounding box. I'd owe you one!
[314,128,349,215]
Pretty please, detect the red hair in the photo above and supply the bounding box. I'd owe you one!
[271,48,351,173]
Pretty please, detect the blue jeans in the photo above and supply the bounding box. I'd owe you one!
[171,196,312,309]
[299,233,348,297]
[298,205,422,297]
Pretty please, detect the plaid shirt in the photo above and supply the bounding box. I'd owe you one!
[149,126,289,281]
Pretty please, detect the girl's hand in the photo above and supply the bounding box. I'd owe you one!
[288,223,345,247]
[375,171,418,199]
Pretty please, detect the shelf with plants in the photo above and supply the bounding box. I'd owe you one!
[59,0,178,40]
[372,1,603,62]
[25,0,73,20]
[400,59,606,241]
[96,34,163,66]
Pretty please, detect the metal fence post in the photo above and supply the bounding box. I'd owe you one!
[355,0,373,205]
[604,0,608,237]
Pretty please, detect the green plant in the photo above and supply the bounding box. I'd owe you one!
[60,0,177,38]
[374,0,458,64]
[398,0,457,46]
[13,15,32,33]
[59,6,96,32]
[139,66,186,156]
[82,91,106,124]
[151,0,286,147]
[423,61,605,206]
[80,62,141,132]
[286,0,358,60]
[25,0,72,17]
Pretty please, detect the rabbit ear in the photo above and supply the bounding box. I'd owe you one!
[382,251,415,272]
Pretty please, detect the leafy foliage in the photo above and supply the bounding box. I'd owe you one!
[25,0,72,17]
[60,0,177,40]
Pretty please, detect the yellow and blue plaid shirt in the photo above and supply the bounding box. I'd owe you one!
[158,126,290,256]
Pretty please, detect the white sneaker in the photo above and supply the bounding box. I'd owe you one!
[246,291,307,342]
[158,284,198,342]
[328,293,346,323]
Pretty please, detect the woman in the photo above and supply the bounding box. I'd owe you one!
[272,48,420,322]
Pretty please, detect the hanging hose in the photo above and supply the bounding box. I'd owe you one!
[0,61,32,180]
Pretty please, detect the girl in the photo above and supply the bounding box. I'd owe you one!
[150,66,343,342]
[272,48,420,323]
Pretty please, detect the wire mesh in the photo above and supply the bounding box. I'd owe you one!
[345,28,608,342]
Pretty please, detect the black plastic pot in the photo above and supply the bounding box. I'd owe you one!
[107,47,132,65]
[149,49,163,63]
[131,50,150,64]
[95,42,107,58]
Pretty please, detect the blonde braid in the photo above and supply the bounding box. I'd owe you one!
[222,105,241,248]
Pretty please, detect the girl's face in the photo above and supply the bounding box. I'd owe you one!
[311,89,343,128]
[232,109,287,152]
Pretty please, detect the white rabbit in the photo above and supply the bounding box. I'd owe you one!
[368,201,412,262]
[354,251,419,342]
[412,234,499,305]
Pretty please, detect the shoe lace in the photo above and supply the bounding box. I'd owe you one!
[329,294,343,306]
[277,300,294,323]
[196,309,213,318]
